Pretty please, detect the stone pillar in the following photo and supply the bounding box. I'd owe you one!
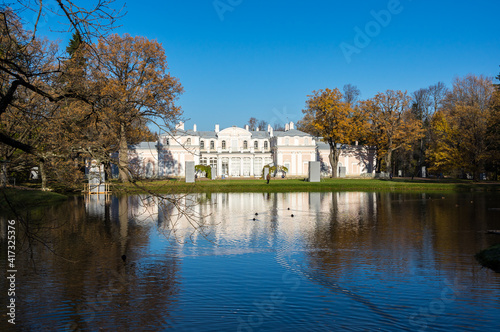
[308,161,320,182]
[185,161,195,183]
[339,166,347,178]
[217,157,222,177]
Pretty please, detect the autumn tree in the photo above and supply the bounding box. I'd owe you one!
[404,82,449,177]
[0,2,124,191]
[245,118,267,131]
[343,84,361,107]
[360,90,423,174]
[0,1,123,152]
[486,79,500,178]
[247,117,258,130]
[89,33,183,182]
[273,122,285,131]
[428,82,448,114]
[257,119,267,131]
[427,75,495,180]
[301,88,359,177]
[296,111,320,136]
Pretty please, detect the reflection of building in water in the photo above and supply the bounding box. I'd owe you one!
[119,192,377,244]
[128,195,159,224]
[84,194,110,218]
[84,192,378,245]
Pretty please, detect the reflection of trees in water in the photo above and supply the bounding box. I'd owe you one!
[3,192,499,330]
[295,192,400,323]
[5,197,181,331]
[300,192,499,325]
[304,192,434,282]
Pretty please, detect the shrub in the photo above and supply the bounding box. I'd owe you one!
[261,164,288,178]
[195,165,211,179]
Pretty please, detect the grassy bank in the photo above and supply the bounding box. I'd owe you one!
[0,187,68,210]
[111,178,500,194]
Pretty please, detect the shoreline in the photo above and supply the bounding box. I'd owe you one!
[109,177,500,195]
[2,178,499,205]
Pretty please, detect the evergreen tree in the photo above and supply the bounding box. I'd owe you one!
[66,32,82,57]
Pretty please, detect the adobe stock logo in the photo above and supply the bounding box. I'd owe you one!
[340,0,406,64]
[213,0,243,21]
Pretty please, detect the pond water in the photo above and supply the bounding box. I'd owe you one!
[1,191,500,331]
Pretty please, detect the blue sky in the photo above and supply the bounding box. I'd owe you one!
[35,1,500,131]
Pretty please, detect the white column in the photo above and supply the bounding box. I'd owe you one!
[194,151,200,165]
[251,155,255,176]
[297,151,303,175]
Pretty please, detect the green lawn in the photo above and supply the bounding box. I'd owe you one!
[111,177,500,194]
[0,187,68,210]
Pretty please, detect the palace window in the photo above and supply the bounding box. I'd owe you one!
[243,140,248,149]
[222,140,226,149]
[254,141,258,149]
[200,140,205,149]
[222,157,229,175]
[264,141,268,149]
[186,138,191,146]
[254,157,262,175]
[210,158,217,172]
[210,140,215,150]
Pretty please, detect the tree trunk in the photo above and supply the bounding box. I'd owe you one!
[328,140,341,178]
[375,156,382,173]
[1,162,7,188]
[385,149,392,174]
[39,158,48,191]
[118,122,130,182]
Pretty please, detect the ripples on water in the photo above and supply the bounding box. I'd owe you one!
[1,192,499,331]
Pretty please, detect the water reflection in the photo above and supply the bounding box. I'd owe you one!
[85,192,380,245]
[1,191,499,331]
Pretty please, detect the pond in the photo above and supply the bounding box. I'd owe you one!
[1,191,500,331]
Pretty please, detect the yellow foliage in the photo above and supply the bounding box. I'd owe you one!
[427,75,495,179]
[360,90,424,171]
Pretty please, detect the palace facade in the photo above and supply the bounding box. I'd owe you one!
[121,122,376,178]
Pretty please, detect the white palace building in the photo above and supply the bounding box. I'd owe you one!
[122,122,376,178]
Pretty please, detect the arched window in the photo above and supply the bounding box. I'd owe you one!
[264,141,268,149]
[200,140,205,149]
[254,141,258,149]
[243,140,248,149]
[304,138,308,145]
[210,140,215,150]
[186,138,191,146]
[222,140,226,149]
